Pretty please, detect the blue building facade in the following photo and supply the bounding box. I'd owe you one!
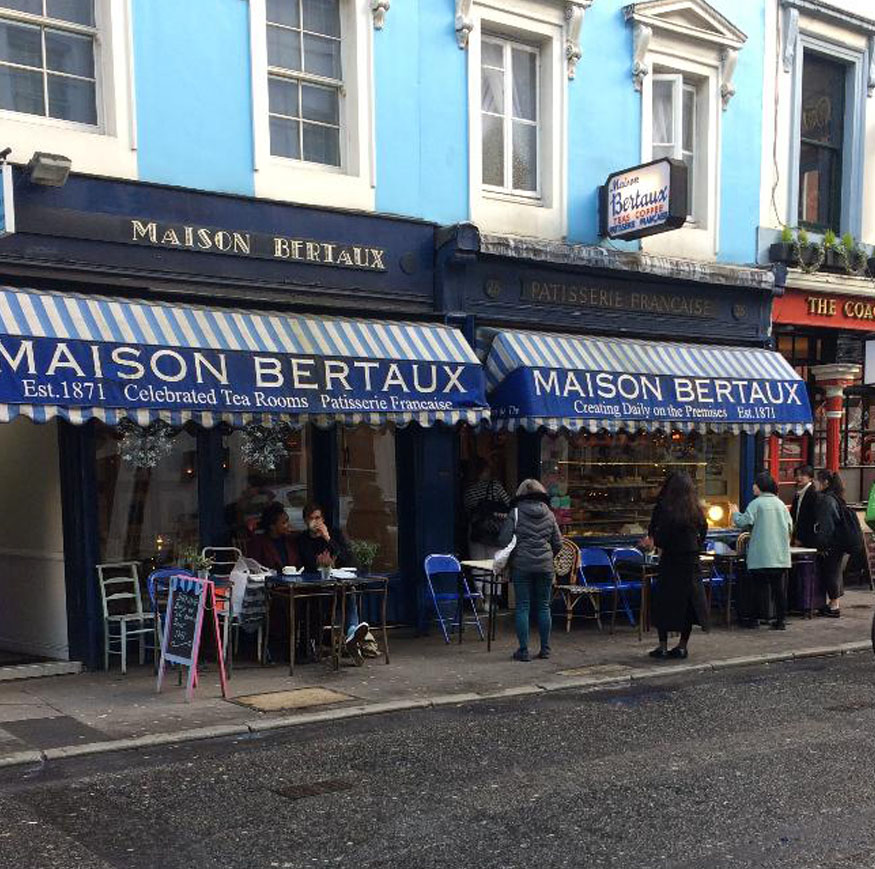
[0,0,803,666]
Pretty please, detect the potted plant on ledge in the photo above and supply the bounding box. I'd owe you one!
[179,546,214,580]
[838,232,868,275]
[769,226,824,272]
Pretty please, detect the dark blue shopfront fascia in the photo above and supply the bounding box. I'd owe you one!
[0,175,475,666]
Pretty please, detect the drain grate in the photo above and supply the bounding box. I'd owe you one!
[273,779,354,801]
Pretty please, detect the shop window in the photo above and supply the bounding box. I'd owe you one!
[540,430,740,538]
[266,0,342,167]
[465,0,565,239]
[95,423,199,569]
[798,53,845,232]
[651,75,698,219]
[480,35,539,197]
[249,0,375,210]
[223,427,311,551]
[338,426,397,573]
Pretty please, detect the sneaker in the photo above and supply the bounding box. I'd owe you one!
[667,646,688,659]
[648,646,668,659]
[345,622,369,648]
[512,649,530,662]
[536,648,551,660]
[349,644,364,667]
[824,608,841,618]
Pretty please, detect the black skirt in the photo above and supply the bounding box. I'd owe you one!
[651,551,710,633]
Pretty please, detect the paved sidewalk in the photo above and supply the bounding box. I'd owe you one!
[0,588,871,766]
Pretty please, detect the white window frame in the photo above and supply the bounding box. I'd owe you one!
[467,0,566,240]
[480,35,541,199]
[249,0,375,211]
[0,0,136,179]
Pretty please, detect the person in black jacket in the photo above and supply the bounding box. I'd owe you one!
[647,471,709,659]
[813,470,848,617]
[791,464,819,548]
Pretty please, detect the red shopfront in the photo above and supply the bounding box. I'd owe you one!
[772,287,875,503]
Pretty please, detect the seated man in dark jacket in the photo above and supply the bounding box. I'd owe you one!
[298,502,368,655]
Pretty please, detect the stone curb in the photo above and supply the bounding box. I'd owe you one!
[0,644,868,770]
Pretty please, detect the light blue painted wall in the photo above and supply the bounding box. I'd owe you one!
[375,0,468,223]
[567,0,641,244]
[133,0,254,196]
[711,0,764,264]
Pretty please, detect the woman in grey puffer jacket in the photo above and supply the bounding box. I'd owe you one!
[497,479,562,661]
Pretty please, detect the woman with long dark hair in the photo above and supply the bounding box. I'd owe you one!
[813,469,858,617]
[647,471,709,659]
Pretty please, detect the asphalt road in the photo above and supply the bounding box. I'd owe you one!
[1,654,874,869]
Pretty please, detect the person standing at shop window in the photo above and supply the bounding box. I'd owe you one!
[497,479,562,662]
[246,502,300,574]
[791,465,819,548]
[464,457,511,604]
[297,503,369,651]
[647,472,709,659]
[812,470,862,618]
[732,472,793,631]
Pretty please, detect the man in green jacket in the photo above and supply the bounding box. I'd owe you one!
[732,472,793,630]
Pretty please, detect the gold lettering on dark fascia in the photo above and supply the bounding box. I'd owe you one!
[129,219,387,272]
[520,280,715,318]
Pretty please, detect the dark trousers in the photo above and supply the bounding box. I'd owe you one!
[752,568,787,625]
[819,550,847,601]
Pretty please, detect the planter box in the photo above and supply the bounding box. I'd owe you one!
[768,242,794,265]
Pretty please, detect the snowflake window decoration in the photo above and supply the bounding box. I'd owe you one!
[117,419,176,469]
[240,423,292,473]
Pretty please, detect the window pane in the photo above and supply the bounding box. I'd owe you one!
[225,428,311,550]
[652,144,673,161]
[682,151,694,215]
[481,41,503,68]
[801,53,845,148]
[799,142,839,228]
[0,65,43,114]
[47,72,96,123]
[303,32,340,79]
[47,0,94,26]
[338,427,398,574]
[45,29,93,77]
[0,21,42,68]
[482,112,503,186]
[267,24,301,71]
[0,1,41,14]
[302,0,339,38]
[512,120,537,191]
[266,0,299,27]
[269,75,299,117]
[652,79,674,146]
[96,425,199,565]
[301,82,338,124]
[511,48,536,121]
[302,121,340,165]
[481,66,502,114]
[270,115,300,158]
[682,87,695,152]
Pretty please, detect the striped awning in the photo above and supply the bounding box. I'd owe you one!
[0,287,488,428]
[480,329,812,435]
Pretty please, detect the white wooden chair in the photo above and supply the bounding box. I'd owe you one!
[97,562,156,674]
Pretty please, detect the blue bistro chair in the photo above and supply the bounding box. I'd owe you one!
[578,548,634,634]
[610,547,644,629]
[423,555,483,644]
[704,540,734,625]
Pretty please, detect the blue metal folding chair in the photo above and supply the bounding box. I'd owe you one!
[704,540,734,625]
[611,547,644,629]
[423,555,484,644]
[579,548,634,634]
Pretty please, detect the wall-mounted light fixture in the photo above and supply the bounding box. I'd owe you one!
[26,151,72,186]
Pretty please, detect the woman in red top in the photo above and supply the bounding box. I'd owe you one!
[246,502,300,573]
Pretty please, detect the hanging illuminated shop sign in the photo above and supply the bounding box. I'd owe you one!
[598,158,688,241]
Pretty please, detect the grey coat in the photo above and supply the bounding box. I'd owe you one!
[497,494,562,575]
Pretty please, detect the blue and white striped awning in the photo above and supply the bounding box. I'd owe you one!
[0,287,488,428]
[480,329,812,435]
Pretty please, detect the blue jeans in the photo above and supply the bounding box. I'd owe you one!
[513,571,552,653]
[345,592,360,632]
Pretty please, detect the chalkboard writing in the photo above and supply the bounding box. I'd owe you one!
[166,585,200,660]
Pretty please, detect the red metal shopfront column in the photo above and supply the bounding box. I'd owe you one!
[811,364,861,473]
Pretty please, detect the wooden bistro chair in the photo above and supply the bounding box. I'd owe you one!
[97,562,156,674]
[552,539,603,633]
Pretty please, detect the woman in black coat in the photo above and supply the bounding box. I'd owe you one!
[646,471,709,659]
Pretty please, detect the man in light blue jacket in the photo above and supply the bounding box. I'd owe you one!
[732,472,793,630]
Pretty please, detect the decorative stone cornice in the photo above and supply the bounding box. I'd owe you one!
[371,0,390,30]
[782,4,799,72]
[456,0,474,49]
[631,21,652,91]
[565,2,593,81]
[720,48,738,109]
[810,363,862,387]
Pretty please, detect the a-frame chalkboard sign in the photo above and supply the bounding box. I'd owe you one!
[156,576,228,701]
